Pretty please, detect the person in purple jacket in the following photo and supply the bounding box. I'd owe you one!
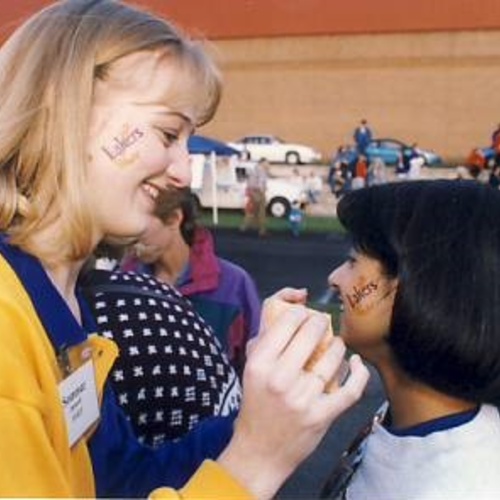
[123,187,262,375]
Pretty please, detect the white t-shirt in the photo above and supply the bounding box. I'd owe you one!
[346,404,500,500]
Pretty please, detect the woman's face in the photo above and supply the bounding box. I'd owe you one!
[86,50,195,242]
[328,249,397,359]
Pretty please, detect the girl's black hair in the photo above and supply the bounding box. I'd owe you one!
[337,180,500,404]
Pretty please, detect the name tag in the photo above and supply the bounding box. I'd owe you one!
[58,359,100,447]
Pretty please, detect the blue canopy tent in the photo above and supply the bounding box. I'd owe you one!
[188,135,240,156]
[188,135,240,224]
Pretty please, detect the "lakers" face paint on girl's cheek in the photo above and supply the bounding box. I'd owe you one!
[345,273,397,316]
[346,278,379,312]
[101,123,145,167]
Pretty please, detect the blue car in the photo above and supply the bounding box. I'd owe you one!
[365,138,442,167]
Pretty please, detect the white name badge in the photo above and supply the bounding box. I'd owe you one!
[58,359,100,447]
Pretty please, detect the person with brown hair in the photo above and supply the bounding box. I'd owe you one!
[125,187,261,375]
[240,158,269,236]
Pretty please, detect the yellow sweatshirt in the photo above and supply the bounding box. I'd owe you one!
[0,247,251,498]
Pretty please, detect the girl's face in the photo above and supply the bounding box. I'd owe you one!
[328,249,397,359]
[86,50,195,242]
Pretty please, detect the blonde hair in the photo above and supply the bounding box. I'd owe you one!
[0,0,221,264]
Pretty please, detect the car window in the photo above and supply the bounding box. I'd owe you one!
[236,166,249,182]
[380,140,400,150]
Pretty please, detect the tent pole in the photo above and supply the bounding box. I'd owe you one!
[210,151,218,225]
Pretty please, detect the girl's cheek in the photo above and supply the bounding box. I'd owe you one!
[344,276,388,315]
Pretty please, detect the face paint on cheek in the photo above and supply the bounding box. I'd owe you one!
[345,277,388,315]
[101,123,145,167]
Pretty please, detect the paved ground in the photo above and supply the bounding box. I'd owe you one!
[213,228,349,300]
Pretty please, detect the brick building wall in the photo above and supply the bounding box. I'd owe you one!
[202,30,500,163]
[2,2,500,163]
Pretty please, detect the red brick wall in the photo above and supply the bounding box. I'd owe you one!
[202,32,500,162]
[1,0,500,40]
[2,1,499,162]
[150,0,500,39]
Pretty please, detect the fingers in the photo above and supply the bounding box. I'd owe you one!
[278,313,330,369]
[315,354,370,419]
[268,287,308,305]
[251,305,310,363]
[258,287,309,340]
[305,336,347,392]
[263,312,330,391]
[288,337,347,404]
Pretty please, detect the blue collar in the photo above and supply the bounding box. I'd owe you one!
[0,235,96,351]
[386,406,480,437]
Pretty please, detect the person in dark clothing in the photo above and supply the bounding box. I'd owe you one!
[353,119,373,155]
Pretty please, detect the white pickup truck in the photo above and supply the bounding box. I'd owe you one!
[190,156,307,218]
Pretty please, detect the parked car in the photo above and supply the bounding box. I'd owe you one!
[191,158,307,218]
[364,138,442,166]
[228,134,322,165]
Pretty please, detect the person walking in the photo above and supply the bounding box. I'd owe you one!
[240,158,269,236]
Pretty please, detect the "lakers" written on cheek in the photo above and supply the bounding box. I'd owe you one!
[346,281,378,309]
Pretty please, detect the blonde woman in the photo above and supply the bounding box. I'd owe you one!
[0,1,368,498]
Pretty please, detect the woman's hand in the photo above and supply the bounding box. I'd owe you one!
[218,288,369,499]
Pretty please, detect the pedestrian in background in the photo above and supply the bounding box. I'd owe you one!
[288,200,305,237]
[352,154,368,190]
[489,164,500,189]
[353,119,373,155]
[240,158,268,236]
[305,169,323,204]
[329,162,347,198]
[124,187,262,375]
[290,166,305,188]
[491,123,500,168]
[367,157,388,186]
[395,151,409,179]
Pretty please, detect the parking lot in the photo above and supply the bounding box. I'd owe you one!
[268,163,457,217]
